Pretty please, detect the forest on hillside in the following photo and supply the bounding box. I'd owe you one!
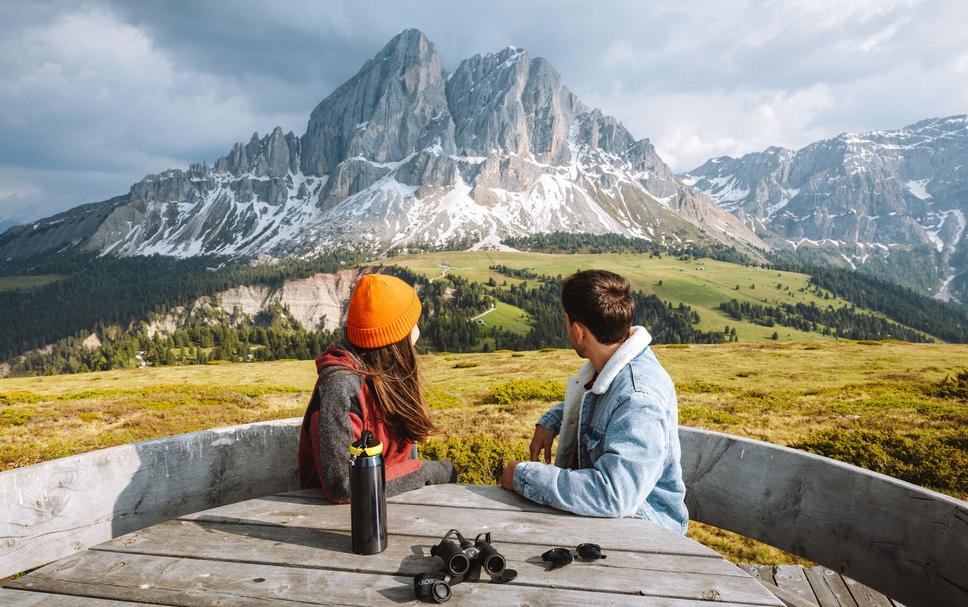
[4,255,958,377]
[0,252,355,360]
[4,258,735,376]
[1,237,965,376]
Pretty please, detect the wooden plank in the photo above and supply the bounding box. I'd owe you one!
[741,564,776,587]
[389,482,585,514]
[10,550,779,607]
[93,519,778,605]
[737,566,817,607]
[285,482,564,514]
[0,418,301,579]
[843,575,893,607]
[102,519,745,576]
[0,588,166,606]
[679,427,968,607]
[774,566,818,606]
[179,496,720,558]
[804,567,855,607]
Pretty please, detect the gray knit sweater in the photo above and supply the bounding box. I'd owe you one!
[314,366,456,502]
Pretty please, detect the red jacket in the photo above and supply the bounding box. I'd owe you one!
[297,345,423,503]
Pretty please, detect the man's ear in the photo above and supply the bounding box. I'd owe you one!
[572,321,586,344]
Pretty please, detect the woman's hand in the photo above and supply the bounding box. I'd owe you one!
[529,424,555,464]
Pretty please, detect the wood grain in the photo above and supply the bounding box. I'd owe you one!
[289,482,564,514]
[95,519,773,604]
[774,565,818,606]
[0,588,167,606]
[843,575,894,607]
[179,495,719,558]
[803,567,856,607]
[9,550,777,607]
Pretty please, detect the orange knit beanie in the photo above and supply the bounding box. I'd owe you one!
[346,274,422,349]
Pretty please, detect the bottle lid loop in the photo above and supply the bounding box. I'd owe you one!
[349,430,384,456]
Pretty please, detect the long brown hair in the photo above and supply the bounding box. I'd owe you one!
[349,335,436,443]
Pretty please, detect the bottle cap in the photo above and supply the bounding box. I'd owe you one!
[349,430,384,456]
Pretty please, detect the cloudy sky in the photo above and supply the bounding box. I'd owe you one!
[2,0,967,227]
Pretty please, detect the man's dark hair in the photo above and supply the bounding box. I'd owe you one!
[560,270,634,344]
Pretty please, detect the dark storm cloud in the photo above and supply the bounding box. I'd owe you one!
[1,0,966,225]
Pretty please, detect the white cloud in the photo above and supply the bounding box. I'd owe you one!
[569,0,968,170]
[1,0,967,221]
[0,6,306,220]
[587,84,837,170]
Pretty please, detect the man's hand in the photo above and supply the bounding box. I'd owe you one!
[529,424,555,464]
[500,461,519,491]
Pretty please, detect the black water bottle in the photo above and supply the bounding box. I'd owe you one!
[349,430,388,554]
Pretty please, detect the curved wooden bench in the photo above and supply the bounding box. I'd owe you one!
[680,428,968,607]
[0,419,301,580]
[2,422,965,607]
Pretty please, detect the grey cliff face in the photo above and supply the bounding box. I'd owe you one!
[447,49,583,165]
[0,28,766,266]
[683,116,968,301]
[301,29,452,178]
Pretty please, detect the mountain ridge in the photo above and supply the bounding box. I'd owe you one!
[0,29,764,265]
[683,115,968,302]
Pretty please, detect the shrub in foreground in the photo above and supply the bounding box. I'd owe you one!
[791,427,968,496]
[420,434,529,485]
[482,379,566,405]
[922,369,968,401]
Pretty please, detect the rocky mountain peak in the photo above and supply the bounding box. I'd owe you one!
[683,115,968,301]
[214,127,299,178]
[300,28,449,178]
[446,45,584,163]
[0,28,766,266]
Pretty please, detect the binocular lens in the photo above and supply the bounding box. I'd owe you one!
[447,554,470,576]
[413,573,453,604]
[431,581,451,603]
[482,553,506,575]
[475,539,506,575]
[431,540,471,576]
[420,529,512,602]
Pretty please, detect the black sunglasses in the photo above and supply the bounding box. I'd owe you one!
[541,543,607,569]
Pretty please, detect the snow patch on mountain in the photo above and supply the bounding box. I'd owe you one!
[906,179,932,200]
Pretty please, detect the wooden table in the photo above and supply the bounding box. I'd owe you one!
[3,484,783,606]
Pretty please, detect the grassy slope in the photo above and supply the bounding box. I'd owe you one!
[478,300,533,334]
[4,342,963,465]
[385,251,904,342]
[2,341,965,563]
[0,274,65,291]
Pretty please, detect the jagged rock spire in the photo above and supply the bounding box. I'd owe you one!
[300,29,452,177]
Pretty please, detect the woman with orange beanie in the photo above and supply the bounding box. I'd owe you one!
[297,273,457,503]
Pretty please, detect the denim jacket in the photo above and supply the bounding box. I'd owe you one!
[512,326,689,534]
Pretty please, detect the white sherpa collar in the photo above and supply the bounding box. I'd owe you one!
[552,326,652,468]
[577,325,653,395]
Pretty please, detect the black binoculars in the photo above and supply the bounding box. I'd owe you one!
[541,542,608,569]
[413,529,517,603]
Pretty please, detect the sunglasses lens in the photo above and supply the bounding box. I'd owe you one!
[541,547,573,567]
[576,543,604,560]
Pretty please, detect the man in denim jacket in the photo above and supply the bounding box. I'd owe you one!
[500,270,689,534]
